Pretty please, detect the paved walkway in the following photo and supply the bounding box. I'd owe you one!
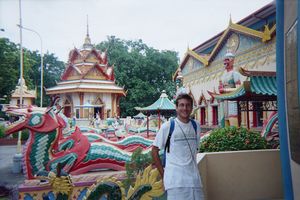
[0,145,25,199]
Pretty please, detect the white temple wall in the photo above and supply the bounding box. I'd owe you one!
[9,98,33,106]
[71,93,80,106]
[102,94,112,110]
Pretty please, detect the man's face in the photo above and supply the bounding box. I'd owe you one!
[176,98,193,120]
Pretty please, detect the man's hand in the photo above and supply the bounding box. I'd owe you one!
[151,146,164,179]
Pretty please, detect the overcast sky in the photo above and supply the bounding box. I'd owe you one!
[0,0,272,62]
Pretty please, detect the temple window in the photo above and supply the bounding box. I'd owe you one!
[17,99,24,106]
[83,109,89,118]
[200,107,206,125]
[75,109,80,119]
[212,106,219,126]
[252,102,263,127]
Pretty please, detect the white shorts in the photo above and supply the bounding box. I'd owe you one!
[167,187,204,200]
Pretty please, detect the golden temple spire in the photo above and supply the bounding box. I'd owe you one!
[87,15,89,37]
[83,15,93,49]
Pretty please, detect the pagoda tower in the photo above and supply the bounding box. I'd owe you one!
[9,77,36,107]
[46,29,125,120]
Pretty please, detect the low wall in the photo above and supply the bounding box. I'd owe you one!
[197,149,283,200]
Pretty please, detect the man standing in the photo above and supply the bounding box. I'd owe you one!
[152,94,204,200]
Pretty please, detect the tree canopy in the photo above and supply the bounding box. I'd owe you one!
[0,36,178,117]
[96,36,179,117]
[0,37,65,106]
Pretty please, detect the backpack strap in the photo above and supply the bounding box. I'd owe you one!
[165,118,175,153]
[190,119,197,134]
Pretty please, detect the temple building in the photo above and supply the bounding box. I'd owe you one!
[46,31,125,120]
[173,2,276,130]
[9,78,36,107]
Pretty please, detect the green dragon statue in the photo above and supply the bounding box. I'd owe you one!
[5,106,153,179]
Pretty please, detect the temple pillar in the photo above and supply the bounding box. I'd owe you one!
[249,102,254,127]
[111,94,116,117]
[79,92,84,118]
[263,111,268,123]
[241,111,246,127]
[207,103,213,126]
[205,106,208,126]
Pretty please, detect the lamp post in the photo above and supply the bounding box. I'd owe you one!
[17,24,43,107]
[12,0,24,174]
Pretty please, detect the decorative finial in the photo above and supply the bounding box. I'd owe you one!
[87,15,89,36]
[229,14,233,25]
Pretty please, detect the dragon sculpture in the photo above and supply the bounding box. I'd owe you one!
[75,132,153,152]
[5,106,153,179]
[25,164,164,200]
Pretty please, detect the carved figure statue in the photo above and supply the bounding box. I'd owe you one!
[219,52,241,93]
[218,52,242,126]
[5,106,153,179]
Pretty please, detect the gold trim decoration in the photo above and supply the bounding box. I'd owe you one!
[187,49,209,66]
[47,88,125,96]
[85,177,126,200]
[270,24,276,35]
[126,165,164,200]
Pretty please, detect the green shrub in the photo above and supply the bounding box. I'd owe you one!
[12,129,29,140]
[122,147,153,191]
[0,111,9,120]
[200,126,267,152]
[0,126,5,138]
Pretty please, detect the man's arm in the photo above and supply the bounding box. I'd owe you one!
[152,146,164,178]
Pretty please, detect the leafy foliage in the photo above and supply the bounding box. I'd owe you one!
[1,36,178,116]
[123,147,153,191]
[96,36,178,117]
[12,129,29,140]
[0,126,5,138]
[0,38,21,102]
[200,127,268,152]
[0,38,65,106]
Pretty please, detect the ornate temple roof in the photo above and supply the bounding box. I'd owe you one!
[135,91,175,112]
[11,78,36,99]
[46,79,125,95]
[174,1,276,80]
[46,28,124,96]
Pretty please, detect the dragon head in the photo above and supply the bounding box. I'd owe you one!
[5,106,65,135]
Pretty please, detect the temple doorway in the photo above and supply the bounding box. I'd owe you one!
[94,107,102,119]
[94,97,104,119]
[63,99,72,118]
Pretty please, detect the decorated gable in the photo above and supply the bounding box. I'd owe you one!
[64,66,82,80]
[85,51,100,63]
[84,67,108,80]
[213,32,262,62]
[182,57,204,75]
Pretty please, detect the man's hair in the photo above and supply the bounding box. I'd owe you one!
[175,94,193,107]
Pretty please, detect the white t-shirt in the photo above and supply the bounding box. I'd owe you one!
[153,118,202,190]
